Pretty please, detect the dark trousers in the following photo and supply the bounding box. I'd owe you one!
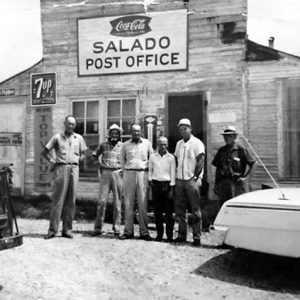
[215,178,246,208]
[152,181,174,240]
[175,179,202,241]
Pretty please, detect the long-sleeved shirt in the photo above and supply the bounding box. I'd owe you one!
[148,152,176,186]
[120,138,153,171]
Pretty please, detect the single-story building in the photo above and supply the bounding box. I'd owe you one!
[0,0,299,200]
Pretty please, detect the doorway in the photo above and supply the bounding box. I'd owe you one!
[0,102,25,194]
[167,93,207,153]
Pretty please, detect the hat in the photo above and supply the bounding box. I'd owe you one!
[108,124,123,135]
[221,125,238,135]
[177,118,191,127]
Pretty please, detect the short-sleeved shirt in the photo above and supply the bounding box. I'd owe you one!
[92,141,123,170]
[174,135,205,180]
[45,132,87,164]
[148,152,176,186]
[212,143,255,182]
[121,138,154,170]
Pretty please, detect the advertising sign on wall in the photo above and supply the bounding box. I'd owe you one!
[78,9,187,75]
[34,106,53,192]
[0,133,22,146]
[144,115,157,149]
[31,73,56,106]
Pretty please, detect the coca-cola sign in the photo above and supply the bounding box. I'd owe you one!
[110,15,152,37]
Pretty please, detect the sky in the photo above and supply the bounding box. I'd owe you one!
[0,0,300,83]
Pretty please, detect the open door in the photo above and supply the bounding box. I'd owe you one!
[167,93,207,153]
[167,93,208,197]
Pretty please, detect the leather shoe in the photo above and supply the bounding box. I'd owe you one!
[173,237,186,243]
[62,232,73,239]
[44,232,56,240]
[140,235,152,241]
[91,231,102,237]
[119,234,134,240]
[193,239,201,246]
[154,236,163,242]
[167,237,173,243]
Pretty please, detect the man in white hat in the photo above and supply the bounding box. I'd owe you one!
[174,118,205,246]
[91,124,124,236]
[212,125,256,209]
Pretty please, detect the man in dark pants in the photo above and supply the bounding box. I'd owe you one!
[149,136,176,242]
[174,118,205,246]
[212,125,256,209]
[42,115,87,239]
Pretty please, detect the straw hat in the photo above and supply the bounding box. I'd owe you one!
[221,125,237,135]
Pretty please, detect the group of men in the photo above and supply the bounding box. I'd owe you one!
[42,115,255,246]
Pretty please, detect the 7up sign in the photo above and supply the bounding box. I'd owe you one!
[31,73,56,106]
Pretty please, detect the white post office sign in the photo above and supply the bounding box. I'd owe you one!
[78,9,187,75]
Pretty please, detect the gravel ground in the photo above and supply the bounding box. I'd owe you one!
[0,219,299,300]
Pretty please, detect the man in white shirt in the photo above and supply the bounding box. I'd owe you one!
[149,136,176,242]
[120,124,154,241]
[174,118,205,246]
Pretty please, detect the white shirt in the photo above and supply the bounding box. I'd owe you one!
[174,135,205,180]
[148,152,176,186]
[120,138,153,170]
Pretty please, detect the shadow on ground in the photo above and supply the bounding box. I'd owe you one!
[195,248,300,293]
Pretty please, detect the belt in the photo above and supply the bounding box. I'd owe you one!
[56,162,78,166]
[125,168,148,171]
[152,180,170,184]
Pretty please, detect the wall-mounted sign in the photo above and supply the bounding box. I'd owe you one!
[78,9,187,76]
[31,73,56,106]
[0,132,22,146]
[0,89,15,96]
[34,106,53,192]
[144,115,157,149]
[208,111,237,123]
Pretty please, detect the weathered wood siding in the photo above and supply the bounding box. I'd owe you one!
[38,0,247,199]
[0,61,44,195]
[247,57,300,190]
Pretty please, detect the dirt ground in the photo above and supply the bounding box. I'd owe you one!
[0,219,299,300]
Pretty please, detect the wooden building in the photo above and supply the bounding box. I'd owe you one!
[0,0,299,200]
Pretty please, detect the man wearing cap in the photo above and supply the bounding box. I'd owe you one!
[174,118,205,246]
[212,125,256,209]
[120,124,154,241]
[91,124,124,236]
[43,115,87,239]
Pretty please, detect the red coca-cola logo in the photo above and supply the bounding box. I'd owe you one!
[110,15,152,37]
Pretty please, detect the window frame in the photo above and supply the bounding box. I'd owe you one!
[70,96,138,179]
[105,97,138,142]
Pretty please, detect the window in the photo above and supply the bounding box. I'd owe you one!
[73,101,99,177]
[283,79,300,179]
[72,98,136,178]
[107,98,136,141]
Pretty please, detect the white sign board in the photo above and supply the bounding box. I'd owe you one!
[78,10,187,75]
